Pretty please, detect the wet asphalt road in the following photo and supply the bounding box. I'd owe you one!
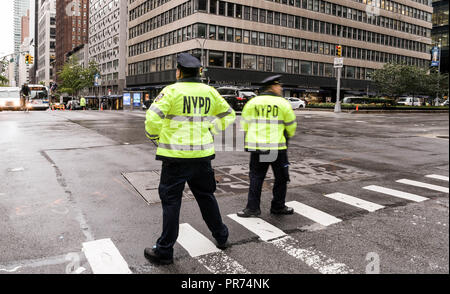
[0,109,448,274]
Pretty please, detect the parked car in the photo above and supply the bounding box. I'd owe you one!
[286,97,306,109]
[396,97,421,106]
[66,100,83,110]
[342,96,366,104]
[217,86,257,111]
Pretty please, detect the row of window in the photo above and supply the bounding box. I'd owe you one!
[129,22,430,63]
[128,49,427,79]
[193,0,431,38]
[90,46,120,64]
[129,0,171,21]
[266,0,432,22]
[129,1,192,39]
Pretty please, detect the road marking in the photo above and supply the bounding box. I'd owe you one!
[425,174,449,182]
[227,214,286,241]
[396,179,449,193]
[286,201,342,226]
[82,238,132,274]
[228,215,352,274]
[363,185,428,202]
[177,223,250,274]
[271,236,353,274]
[196,253,250,274]
[324,193,385,212]
[177,223,221,257]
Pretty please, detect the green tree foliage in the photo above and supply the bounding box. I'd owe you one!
[370,63,449,98]
[0,59,9,86]
[58,56,99,97]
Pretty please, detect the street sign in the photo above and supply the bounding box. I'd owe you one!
[94,73,100,86]
[334,57,344,68]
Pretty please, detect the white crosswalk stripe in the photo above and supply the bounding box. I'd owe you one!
[363,185,429,202]
[324,192,385,212]
[286,201,342,226]
[425,174,449,182]
[397,179,449,193]
[227,214,353,274]
[177,223,250,274]
[82,238,132,274]
[227,214,286,241]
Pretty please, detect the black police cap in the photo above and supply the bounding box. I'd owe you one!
[261,74,282,86]
[177,53,202,69]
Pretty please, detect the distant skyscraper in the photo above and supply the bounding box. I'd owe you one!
[14,0,31,85]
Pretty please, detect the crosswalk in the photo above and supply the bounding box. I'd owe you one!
[170,173,448,274]
[79,173,448,274]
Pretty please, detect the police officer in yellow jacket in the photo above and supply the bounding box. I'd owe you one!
[144,53,236,265]
[237,75,297,217]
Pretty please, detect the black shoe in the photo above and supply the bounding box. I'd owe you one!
[270,206,294,215]
[144,247,173,265]
[236,208,261,218]
[216,240,231,250]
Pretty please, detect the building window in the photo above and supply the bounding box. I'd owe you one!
[243,54,257,70]
[300,61,312,75]
[209,51,224,67]
[273,58,286,73]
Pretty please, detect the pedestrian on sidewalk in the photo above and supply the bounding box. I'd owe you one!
[144,53,236,265]
[80,96,86,110]
[237,75,298,218]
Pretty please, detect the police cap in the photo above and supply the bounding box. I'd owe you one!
[177,53,202,69]
[261,75,282,87]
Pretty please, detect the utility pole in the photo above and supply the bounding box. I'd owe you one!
[334,45,343,113]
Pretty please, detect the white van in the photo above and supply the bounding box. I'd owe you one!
[0,87,21,110]
[397,97,421,106]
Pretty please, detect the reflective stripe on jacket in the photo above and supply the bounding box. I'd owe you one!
[145,78,236,161]
[241,93,297,152]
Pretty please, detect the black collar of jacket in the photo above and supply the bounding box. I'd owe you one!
[260,91,283,97]
[177,77,202,83]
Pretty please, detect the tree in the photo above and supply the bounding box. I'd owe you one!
[370,63,446,99]
[57,56,99,98]
[0,59,9,86]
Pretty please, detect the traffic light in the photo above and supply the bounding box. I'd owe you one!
[336,45,342,57]
[25,54,32,64]
[29,56,34,64]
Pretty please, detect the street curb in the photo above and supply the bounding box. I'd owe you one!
[303,108,449,114]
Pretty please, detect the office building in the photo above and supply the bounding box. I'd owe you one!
[126,0,433,101]
[36,0,56,86]
[55,0,89,82]
[88,0,128,97]
[14,0,31,85]
[432,0,448,73]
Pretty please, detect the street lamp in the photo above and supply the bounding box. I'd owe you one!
[187,34,215,78]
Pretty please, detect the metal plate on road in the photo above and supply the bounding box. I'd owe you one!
[122,171,194,204]
[124,159,372,205]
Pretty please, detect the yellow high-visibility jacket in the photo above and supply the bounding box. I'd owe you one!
[241,93,297,152]
[145,78,236,161]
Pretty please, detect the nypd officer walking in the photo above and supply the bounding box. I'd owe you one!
[144,53,236,265]
[237,75,297,217]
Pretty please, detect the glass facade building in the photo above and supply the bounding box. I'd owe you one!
[432,0,449,73]
[127,0,433,100]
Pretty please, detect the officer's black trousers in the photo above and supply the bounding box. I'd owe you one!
[246,151,289,211]
[155,160,229,259]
